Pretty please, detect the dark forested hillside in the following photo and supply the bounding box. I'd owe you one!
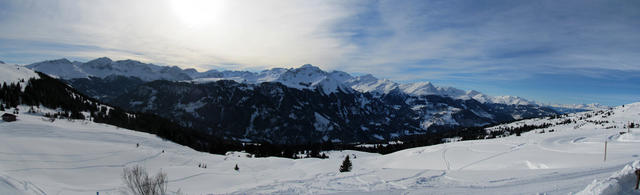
[0,72,560,158]
[66,75,145,102]
[109,80,424,144]
[64,77,557,145]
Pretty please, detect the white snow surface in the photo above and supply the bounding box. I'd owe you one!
[0,63,39,86]
[2,103,640,194]
[578,160,640,195]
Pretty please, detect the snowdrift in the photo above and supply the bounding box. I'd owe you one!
[579,160,640,195]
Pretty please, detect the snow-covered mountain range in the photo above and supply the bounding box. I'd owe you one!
[26,57,548,107]
[187,64,543,106]
[0,57,554,143]
[26,57,191,81]
[18,57,608,143]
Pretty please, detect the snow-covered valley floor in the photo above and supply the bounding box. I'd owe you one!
[2,104,640,194]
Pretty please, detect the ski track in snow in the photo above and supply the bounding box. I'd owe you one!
[4,152,163,173]
[457,143,526,170]
[442,146,451,171]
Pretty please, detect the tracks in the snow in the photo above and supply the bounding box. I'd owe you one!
[3,151,163,172]
[457,143,526,171]
[442,146,451,170]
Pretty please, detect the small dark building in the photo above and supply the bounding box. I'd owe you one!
[2,113,17,122]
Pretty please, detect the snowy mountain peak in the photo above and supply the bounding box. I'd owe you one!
[466,90,482,96]
[327,71,353,83]
[30,58,72,66]
[358,74,377,81]
[288,64,326,76]
[488,96,535,106]
[399,82,438,96]
[299,64,317,69]
[50,58,72,64]
[85,57,113,66]
[275,64,352,94]
[183,68,198,74]
[27,58,87,79]
[345,74,383,87]
[346,75,399,95]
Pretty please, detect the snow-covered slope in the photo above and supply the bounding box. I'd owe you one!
[24,59,87,79]
[579,160,640,195]
[344,74,399,94]
[0,62,39,87]
[2,102,640,194]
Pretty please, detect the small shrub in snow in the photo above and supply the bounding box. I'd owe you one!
[122,165,167,195]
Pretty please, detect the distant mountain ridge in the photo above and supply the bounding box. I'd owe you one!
[27,57,542,106]
[10,57,562,144]
[26,57,191,81]
[541,103,610,113]
[26,57,610,113]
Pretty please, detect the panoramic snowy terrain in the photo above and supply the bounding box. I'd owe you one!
[2,0,638,194]
[1,103,640,194]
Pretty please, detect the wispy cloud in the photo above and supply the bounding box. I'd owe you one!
[331,0,639,81]
[0,0,359,70]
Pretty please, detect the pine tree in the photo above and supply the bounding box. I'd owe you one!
[234,164,239,171]
[339,155,352,172]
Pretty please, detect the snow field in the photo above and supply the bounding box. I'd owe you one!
[1,103,640,194]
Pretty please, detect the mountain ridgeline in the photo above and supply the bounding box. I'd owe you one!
[56,60,558,144]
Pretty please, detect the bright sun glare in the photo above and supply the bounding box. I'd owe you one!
[170,0,225,28]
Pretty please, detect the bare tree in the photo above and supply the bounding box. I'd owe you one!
[122,165,167,195]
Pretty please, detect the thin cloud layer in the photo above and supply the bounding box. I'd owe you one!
[0,0,358,70]
[333,0,640,81]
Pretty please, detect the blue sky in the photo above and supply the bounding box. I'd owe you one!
[0,0,639,106]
